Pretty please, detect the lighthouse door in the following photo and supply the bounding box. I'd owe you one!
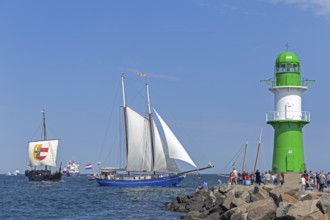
[285,103,294,119]
[286,154,294,171]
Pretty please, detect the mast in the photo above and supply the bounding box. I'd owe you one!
[253,129,262,173]
[121,74,129,169]
[146,81,155,171]
[241,140,248,173]
[42,109,47,170]
[42,109,47,140]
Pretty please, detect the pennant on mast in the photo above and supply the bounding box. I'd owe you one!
[137,73,147,77]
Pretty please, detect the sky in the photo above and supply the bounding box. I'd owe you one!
[1,0,330,175]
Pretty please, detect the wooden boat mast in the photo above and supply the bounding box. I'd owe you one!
[146,80,155,172]
[253,129,263,174]
[121,74,129,169]
[42,109,48,170]
[241,140,248,173]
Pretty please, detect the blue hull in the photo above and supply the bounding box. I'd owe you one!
[96,174,185,187]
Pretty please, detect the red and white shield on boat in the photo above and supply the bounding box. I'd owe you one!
[33,144,48,161]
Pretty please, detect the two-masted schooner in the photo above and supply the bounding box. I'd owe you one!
[25,110,62,181]
[96,75,213,187]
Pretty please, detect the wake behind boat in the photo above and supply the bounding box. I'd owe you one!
[25,110,62,182]
[96,75,213,187]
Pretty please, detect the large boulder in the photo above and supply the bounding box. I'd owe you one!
[300,191,324,201]
[250,186,270,202]
[276,202,295,220]
[165,198,187,212]
[317,194,330,215]
[276,199,323,219]
[269,187,294,206]
[232,197,247,208]
[218,184,233,194]
[221,190,235,211]
[184,210,208,220]
[246,197,277,220]
[279,194,299,204]
[263,184,276,193]
[204,211,221,220]
[186,196,206,212]
[221,203,251,220]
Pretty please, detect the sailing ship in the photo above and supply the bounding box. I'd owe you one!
[63,160,80,177]
[96,75,213,187]
[25,110,62,181]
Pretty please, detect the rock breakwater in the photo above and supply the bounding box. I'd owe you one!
[165,184,330,219]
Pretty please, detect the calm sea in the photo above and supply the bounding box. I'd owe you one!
[0,174,224,220]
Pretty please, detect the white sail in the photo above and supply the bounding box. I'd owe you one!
[126,107,152,172]
[153,109,197,168]
[28,140,59,167]
[152,120,180,173]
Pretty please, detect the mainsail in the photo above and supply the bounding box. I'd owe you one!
[28,139,59,167]
[124,106,195,172]
[154,109,197,168]
[126,106,152,172]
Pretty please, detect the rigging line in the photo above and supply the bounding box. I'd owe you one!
[102,108,121,167]
[30,122,42,141]
[221,141,246,173]
[127,77,146,108]
[103,107,122,166]
[97,80,121,161]
[47,126,58,140]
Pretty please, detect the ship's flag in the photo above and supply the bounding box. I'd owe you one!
[137,73,147,77]
[85,163,92,170]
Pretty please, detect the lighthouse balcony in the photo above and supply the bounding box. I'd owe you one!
[266,111,310,122]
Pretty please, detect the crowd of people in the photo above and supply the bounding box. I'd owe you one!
[226,167,330,193]
[300,170,330,192]
[195,168,330,193]
[228,167,284,186]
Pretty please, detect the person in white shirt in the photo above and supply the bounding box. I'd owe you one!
[301,175,306,192]
[265,171,271,185]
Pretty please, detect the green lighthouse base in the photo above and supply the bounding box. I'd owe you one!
[267,120,309,173]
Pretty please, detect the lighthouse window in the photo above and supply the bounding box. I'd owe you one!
[286,64,292,71]
[293,64,299,72]
[276,65,280,72]
[276,64,298,73]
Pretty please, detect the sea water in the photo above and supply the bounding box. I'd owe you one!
[0,174,225,220]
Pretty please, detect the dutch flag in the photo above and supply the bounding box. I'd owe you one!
[85,163,92,170]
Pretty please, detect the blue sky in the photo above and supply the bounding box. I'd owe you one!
[1,0,330,174]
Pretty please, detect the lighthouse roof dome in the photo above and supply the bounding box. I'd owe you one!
[275,51,300,64]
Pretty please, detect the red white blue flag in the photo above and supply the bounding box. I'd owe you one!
[85,163,92,169]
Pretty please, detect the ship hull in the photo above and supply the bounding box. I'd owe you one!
[66,171,80,177]
[25,170,62,182]
[96,174,185,187]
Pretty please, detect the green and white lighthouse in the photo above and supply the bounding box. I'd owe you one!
[262,51,314,173]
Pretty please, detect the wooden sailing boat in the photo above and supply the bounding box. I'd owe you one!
[25,110,62,181]
[96,75,213,187]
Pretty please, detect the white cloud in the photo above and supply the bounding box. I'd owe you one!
[270,0,330,17]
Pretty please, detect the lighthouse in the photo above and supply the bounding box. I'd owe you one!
[262,51,314,173]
